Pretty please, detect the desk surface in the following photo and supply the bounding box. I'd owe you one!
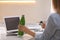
[0,23,43,40]
[0,34,34,40]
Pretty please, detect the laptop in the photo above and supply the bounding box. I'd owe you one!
[4,16,19,36]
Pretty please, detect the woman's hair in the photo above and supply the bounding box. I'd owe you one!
[52,0,60,10]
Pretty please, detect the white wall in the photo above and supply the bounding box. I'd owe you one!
[0,0,51,24]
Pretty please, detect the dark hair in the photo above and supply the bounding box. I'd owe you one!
[52,0,60,9]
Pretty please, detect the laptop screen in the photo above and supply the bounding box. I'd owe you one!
[4,17,19,31]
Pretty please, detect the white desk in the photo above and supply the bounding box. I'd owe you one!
[0,27,34,40]
[0,23,43,40]
[0,34,34,40]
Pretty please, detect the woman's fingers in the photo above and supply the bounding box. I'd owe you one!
[18,25,24,31]
[42,23,46,29]
[18,25,27,31]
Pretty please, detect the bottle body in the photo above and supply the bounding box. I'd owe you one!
[18,15,25,36]
[18,30,24,36]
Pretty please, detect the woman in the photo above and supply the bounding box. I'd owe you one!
[18,0,60,40]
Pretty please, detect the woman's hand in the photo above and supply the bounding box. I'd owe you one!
[18,25,35,37]
[18,25,28,33]
[41,22,46,29]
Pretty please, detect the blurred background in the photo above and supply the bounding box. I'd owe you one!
[0,0,52,24]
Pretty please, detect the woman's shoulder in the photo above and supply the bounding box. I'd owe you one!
[49,13,60,25]
[49,13,60,19]
[50,13,57,17]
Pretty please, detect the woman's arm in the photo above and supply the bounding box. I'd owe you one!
[18,25,35,37]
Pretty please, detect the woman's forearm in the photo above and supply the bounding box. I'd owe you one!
[18,25,35,37]
[25,28,35,37]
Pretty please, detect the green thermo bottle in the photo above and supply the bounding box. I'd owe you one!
[18,15,25,36]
